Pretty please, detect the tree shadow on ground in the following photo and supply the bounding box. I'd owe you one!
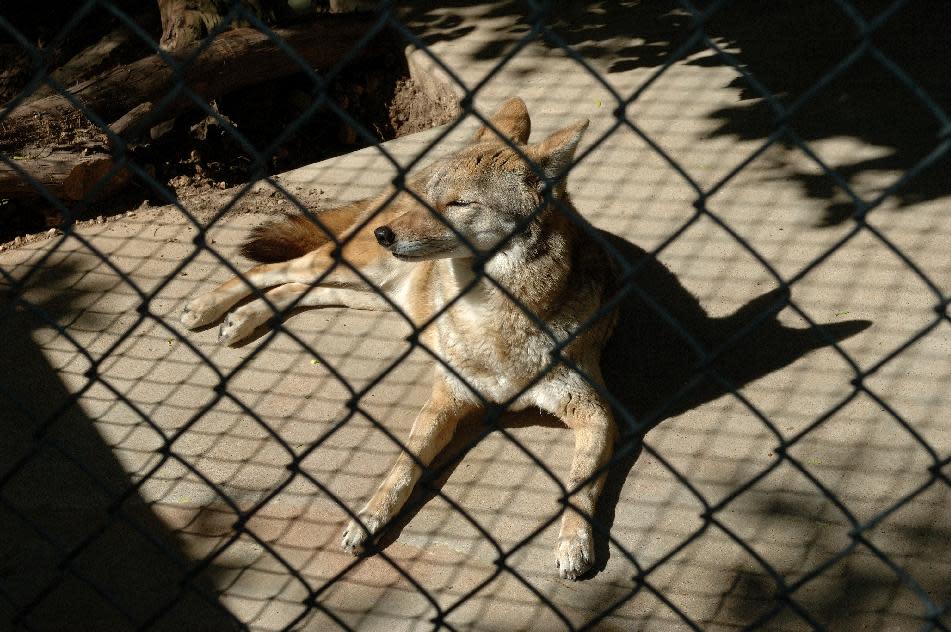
[403,0,951,226]
[0,262,238,630]
[694,0,951,226]
[709,491,951,629]
[402,0,692,70]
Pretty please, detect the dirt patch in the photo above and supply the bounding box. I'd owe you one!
[148,55,457,203]
[390,77,458,138]
[0,7,458,245]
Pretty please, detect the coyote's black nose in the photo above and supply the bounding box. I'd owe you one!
[374,226,395,247]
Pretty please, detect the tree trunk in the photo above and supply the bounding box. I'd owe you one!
[159,0,204,51]
[0,15,386,150]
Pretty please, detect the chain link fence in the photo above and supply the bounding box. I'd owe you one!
[2,0,950,629]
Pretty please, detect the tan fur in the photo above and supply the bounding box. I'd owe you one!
[239,200,370,262]
[181,98,618,579]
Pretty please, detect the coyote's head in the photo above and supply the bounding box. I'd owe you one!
[373,98,588,261]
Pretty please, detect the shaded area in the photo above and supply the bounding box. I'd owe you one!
[598,230,870,424]
[0,2,456,241]
[593,231,869,574]
[403,0,693,71]
[0,0,154,106]
[595,232,950,629]
[711,489,951,630]
[406,0,951,226]
[0,262,238,630]
[696,0,951,225]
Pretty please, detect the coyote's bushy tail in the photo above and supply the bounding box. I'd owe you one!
[240,215,331,263]
[240,198,372,262]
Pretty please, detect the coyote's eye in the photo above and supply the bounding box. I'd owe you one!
[446,200,474,208]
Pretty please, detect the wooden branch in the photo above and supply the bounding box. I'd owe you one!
[0,15,386,149]
[0,151,127,202]
[108,102,155,145]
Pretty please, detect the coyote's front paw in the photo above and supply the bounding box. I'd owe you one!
[556,527,594,580]
[217,309,259,346]
[181,294,226,329]
[341,514,380,555]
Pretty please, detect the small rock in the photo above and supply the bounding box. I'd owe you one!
[13,236,22,246]
[96,215,105,224]
[217,181,226,189]
[47,228,57,237]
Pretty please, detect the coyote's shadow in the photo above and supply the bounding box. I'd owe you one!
[373,230,870,577]
[590,232,870,574]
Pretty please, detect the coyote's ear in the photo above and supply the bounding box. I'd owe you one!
[530,119,589,184]
[471,97,531,145]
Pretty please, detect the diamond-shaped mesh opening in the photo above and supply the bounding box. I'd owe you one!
[4,0,951,629]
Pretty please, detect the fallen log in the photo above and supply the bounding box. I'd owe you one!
[0,15,387,149]
[29,25,136,102]
[0,151,127,203]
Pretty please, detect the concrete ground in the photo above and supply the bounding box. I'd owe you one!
[2,2,950,630]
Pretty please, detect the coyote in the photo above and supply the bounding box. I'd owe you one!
[180,98,618,579]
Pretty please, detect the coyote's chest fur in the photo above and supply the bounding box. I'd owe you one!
[438,282,552,404]
[398,227,613,410]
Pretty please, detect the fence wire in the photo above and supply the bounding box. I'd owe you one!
[1,0,950,630]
